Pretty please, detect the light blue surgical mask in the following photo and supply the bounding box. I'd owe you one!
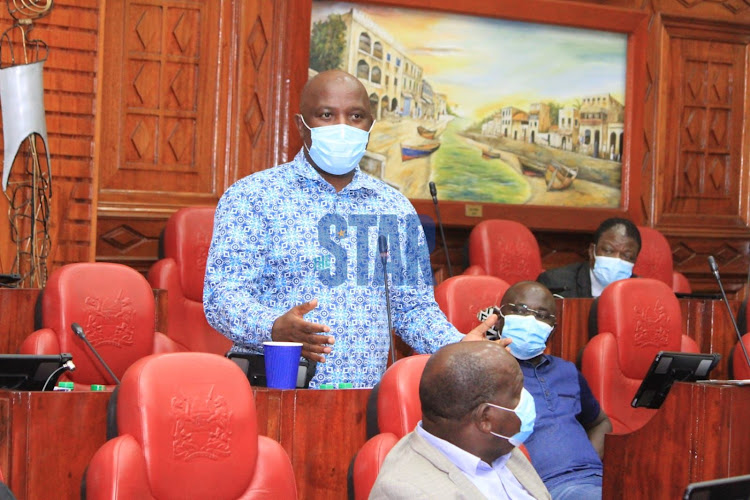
[298,115,374,176]
[501,314,553,360]
[487,387,536,447]
[592,255,634,288]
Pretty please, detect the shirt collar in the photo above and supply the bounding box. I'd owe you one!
[520,354,552,369]
[290,149,380,193]
[416,421,512,475]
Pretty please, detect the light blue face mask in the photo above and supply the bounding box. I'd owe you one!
[298,115,374,176]
[592,255,634,288]
[487,387,536,447]
[501,314,553,360]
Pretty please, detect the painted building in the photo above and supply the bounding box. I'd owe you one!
[500,106,525,138]
[338,9,408,120]
[578,93,624,158]
[528,102,551,144]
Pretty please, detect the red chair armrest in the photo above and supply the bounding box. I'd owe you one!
[462,265,486,276]
[18,328,60,355]
[353,433,400,500]
[239,435,297,500]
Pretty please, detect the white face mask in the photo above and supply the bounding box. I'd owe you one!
[592,255,634,287]
[298,115,374,176]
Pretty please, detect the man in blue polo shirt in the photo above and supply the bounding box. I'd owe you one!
[494,281,612,500]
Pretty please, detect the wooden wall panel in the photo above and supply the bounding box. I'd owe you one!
[651,10,750,294]
[0,1,99,277]
[94,0,299,271]
[0,0,745,296]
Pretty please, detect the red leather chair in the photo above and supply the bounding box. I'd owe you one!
[19,263,183,389]
[434,275,510,333]
[85,352,297,500]
[353,354,429,500]
[733,334,750,379]
[148,206,231,354]
[464,219,543,285]
[634,226,691,294]
[581,278,700,434]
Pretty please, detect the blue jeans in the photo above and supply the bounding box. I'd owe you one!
[547,475,602,500]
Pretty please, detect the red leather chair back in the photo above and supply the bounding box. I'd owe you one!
[582,278,699,433]
[633,226,674,287]
[733,334,750,380]
[434,275,510,333]
[467,220,543,285]
[354,354,429,500]
[20,263,179,386]
[86,352,297,500]
[377,354,430,438]
[148,207,231,354]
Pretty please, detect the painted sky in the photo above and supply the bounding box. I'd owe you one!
[311,2,628,120]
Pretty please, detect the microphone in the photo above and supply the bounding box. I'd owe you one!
[71,322,121,385]
[428,181,453,277]
[378,235,397,366]
[707,256,750,374]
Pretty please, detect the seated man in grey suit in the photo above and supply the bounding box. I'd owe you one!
[370,341,551,500]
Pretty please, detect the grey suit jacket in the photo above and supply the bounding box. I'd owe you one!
[369,431,551,500]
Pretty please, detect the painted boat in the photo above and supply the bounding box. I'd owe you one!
[519,157,546,177]
[417,125,437,139]
[545,161,578,191]
[481,148,501,159]
[401,141,441,161]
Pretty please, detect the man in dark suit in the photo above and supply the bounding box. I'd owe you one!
[537,218,641,298]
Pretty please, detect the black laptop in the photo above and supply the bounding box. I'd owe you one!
[683,474,750,500]
[0,353,73,391]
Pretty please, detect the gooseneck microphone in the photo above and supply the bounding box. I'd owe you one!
[707,256,750,373]
[429,181,453,277]
[379,235,397,366]
[71,322,121,385]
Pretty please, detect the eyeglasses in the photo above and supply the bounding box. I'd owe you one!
[496,303,556,324]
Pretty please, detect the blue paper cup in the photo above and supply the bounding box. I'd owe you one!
[263,341,303,389]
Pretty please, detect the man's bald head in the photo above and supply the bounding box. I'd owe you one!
[299,70,371,117]
[502,281,555,310]
[420,341,523,422]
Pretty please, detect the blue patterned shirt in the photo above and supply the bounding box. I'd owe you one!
[203,150,463,388]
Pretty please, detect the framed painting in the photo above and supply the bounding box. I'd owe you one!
[283,0,648,230]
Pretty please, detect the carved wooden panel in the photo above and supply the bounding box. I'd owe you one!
[657,19,749,232]
[95,0,298,271]
[97,0,229,203]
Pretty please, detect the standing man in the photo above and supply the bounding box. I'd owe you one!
[204,70,492,388]
[537,218,641,298]
[496,281,612,499]
[370,341,551,499]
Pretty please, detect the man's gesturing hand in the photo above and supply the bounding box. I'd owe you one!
[461,313,512,350]
[271,299,334,362]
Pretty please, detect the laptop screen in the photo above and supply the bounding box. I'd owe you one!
[683,474,750,500]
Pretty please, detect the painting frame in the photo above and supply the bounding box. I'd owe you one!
[283,0,648,231]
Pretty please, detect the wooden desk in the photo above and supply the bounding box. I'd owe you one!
[0,387,370,500]
[0,390,111,500]
[549,297,740,379]
[254,388,370,499]
[603,382,750,499]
